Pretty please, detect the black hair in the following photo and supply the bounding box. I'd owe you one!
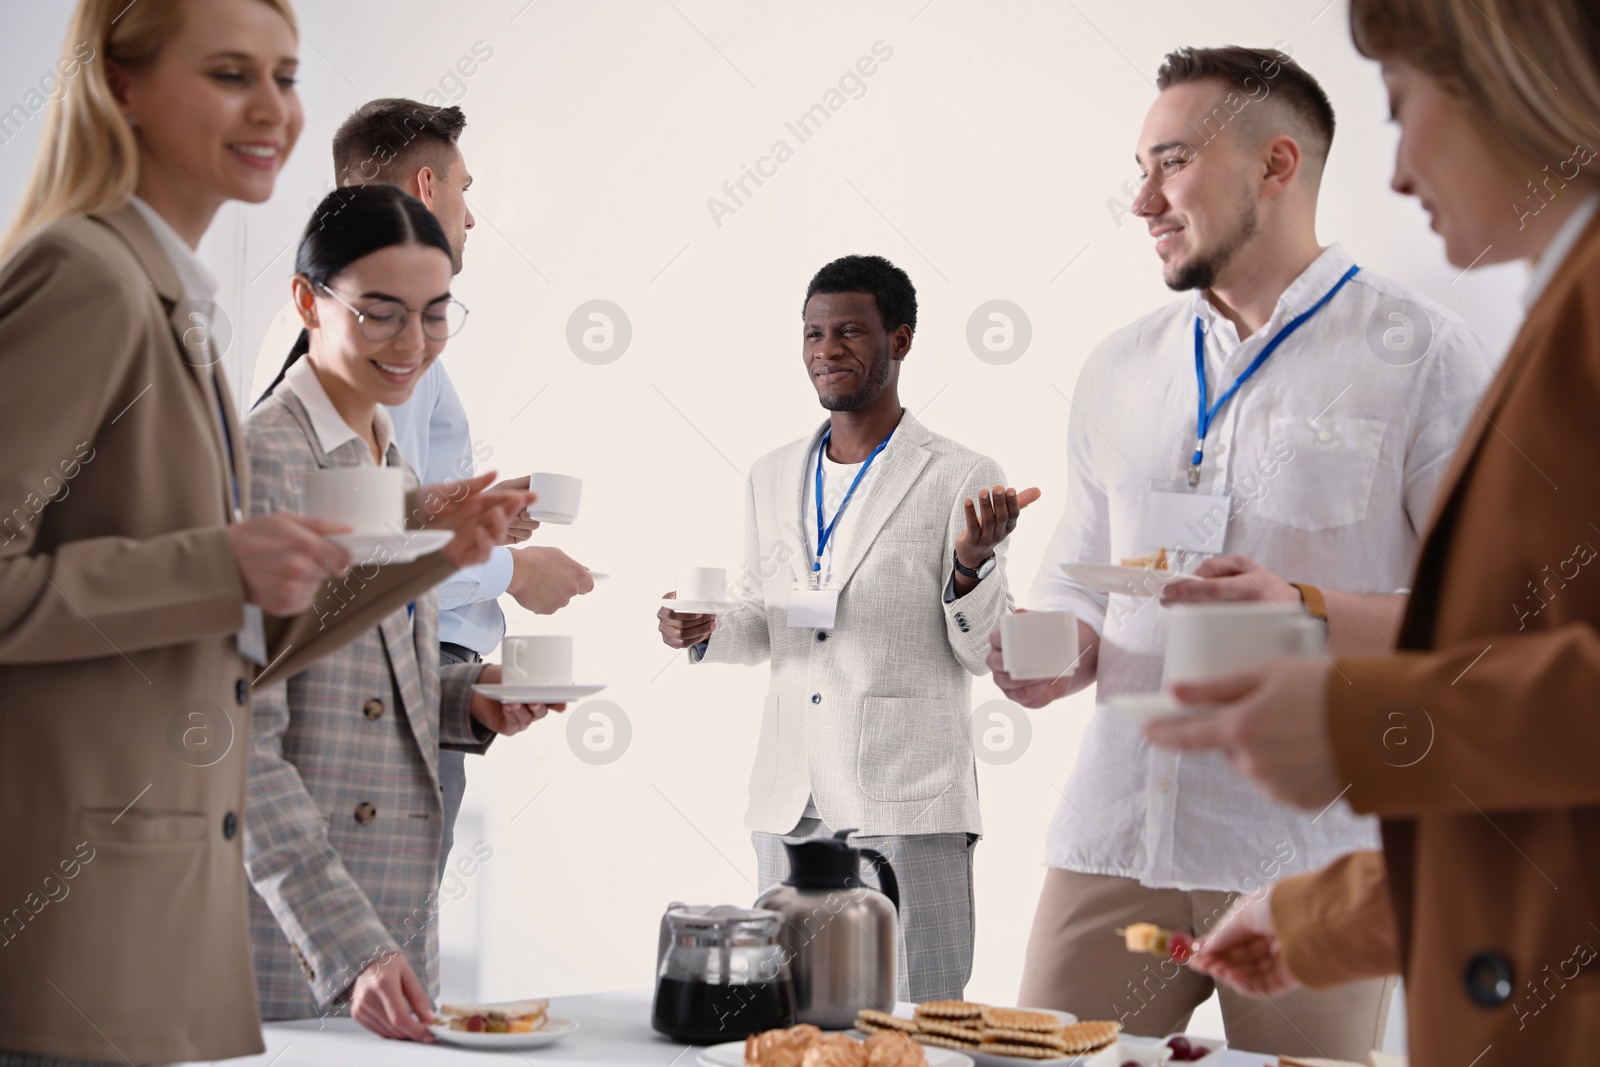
[255,184,454,406]
[333,98,467,188]
[802,254,918,334]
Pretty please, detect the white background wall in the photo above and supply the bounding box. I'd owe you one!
[2,0,1530,1044]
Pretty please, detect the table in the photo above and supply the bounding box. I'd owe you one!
[178,991,1279,1066]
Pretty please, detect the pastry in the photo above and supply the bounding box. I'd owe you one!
[912,999,984,1021]
[744,1024,822,1067]
[915,1019,983,1043]
[1120,548,1169,570]
[913,1032,981,1052]
[436,997,547,1033]
[1053,1020,1122,1054]
[864,1029,928,1067]
[800,1033,869,1067]
[978,1006,1064,1033]
[979,1028,1070,1052]
[855,1009,919,1034]
[975,1042,1064,1060]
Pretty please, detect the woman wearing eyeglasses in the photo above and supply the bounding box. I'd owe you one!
[243,184,562,1042]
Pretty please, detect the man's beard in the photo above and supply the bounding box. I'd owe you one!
[819,351,892,412]
[1164,194,1258,292]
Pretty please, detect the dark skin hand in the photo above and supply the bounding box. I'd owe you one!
[952,485,1042,596]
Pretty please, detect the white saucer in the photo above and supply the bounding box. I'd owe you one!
[587,571,609,582]
[429,1015,577,1049]
[1062,562,1198,597]
[472,683,606,703]
[326,529,454,564]
[525,510,576,525]
[1108,691,1219,724]
[700,1039,972,1067]
[660,598,742,614]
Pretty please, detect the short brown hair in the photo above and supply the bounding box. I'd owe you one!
[1156,46,1336,173]
[1350,0,1600,184]
[332,98,466,188]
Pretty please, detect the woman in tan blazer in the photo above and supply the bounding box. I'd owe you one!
[244,183,559,1042]
[0,2,530,1064]
[1145,3,1600,1065]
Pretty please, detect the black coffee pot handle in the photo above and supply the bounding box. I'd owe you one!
[857,848,899,913]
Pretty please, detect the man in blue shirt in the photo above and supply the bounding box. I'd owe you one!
[332,99,595,882]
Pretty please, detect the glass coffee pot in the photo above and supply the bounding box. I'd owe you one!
[652,904,797,1044]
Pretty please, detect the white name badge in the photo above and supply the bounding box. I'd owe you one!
[1140,489,1233,557]
[237,603,268,667]
[787,585,840,629]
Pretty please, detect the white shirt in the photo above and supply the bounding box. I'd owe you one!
[803,438,882,587]
[129,196,218,304]
[1032,244,1500,891]
[283,356,396,464]
[1525,194,1600,309]
[388,360,514,654]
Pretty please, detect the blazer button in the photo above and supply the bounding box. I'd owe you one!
[815,630,828,642]
[363,698,385,720]
[1464,951,1514,1007]
[811,693,822,705]
[354,802,377,825]
[222,811,238,840]
[235,678,248,705]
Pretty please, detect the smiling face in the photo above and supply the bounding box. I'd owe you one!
[1381,62,1542,269]
[113,0,302,213]
[299,242,456,409]
[1132,79,1270,291]
[802,291,910,412]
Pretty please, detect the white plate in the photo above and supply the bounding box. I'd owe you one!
[472,683,606,703]
[327,529,454,564]
[698,1038,973,1067]
[1107,691,1219,724]
[587,572,610,582]
[1062,563,1198,597]
[429,1015,577,1049]
[525,510,576,525]
[1081,1033,1225,1066]
[659,598,743,614]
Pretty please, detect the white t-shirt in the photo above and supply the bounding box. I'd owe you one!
[799,438,882,822]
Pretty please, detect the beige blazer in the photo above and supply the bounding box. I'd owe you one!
[1272,212,1600,1066]
[0,203,455,1063]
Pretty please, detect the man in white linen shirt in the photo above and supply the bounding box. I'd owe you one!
[988,47,1496,1060]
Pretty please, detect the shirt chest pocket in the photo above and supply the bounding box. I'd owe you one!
[1252,414,1387,532]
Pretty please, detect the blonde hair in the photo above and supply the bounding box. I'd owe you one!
[1,0,297,257]
[1350,0,1600,184]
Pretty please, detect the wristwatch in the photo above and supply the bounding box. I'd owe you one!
[953,549,997,582]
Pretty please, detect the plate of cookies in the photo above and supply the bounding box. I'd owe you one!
[854,1003,1122,1064]
[704,1024,972,1066]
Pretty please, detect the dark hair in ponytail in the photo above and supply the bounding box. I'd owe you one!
[254,183,453,406]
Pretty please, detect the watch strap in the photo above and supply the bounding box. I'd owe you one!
[1291,582,1329,622]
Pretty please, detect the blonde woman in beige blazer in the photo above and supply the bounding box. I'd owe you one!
[0,2,529,1064]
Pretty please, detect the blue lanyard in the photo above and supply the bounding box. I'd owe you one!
[1189,263,1360,486]
[814,427,895,578]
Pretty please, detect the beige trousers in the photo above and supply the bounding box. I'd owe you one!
[1018,868,1397,1062]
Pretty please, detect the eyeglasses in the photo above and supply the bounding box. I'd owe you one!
[317,284,469,342]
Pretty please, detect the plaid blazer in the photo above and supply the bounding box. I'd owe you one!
[241,383,490,1020]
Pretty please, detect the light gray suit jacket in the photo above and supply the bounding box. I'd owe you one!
[695,412,1012,837]
[241,386,490,1020]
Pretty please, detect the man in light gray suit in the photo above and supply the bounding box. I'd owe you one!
[658,254,1039,1002]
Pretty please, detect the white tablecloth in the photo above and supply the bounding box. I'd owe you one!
[178,990,1279,1066]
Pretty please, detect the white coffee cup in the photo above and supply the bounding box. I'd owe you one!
[525,473,582,523]
[1162,602,1325,689]
[1001,611,1079,681]
[677,566,727,604]
[303,467,404,534]
[500,635,574,687]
